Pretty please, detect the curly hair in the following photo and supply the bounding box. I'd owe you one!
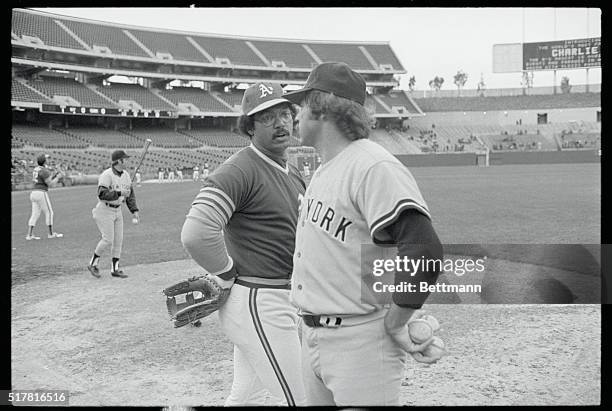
[237,103,299,138]
[304,90,372,141]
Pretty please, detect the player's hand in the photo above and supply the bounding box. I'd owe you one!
[133,211,140,221]
[121,188,131,197]
[385,322,434,354]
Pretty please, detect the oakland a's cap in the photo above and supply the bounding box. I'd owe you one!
[241,82,291,116]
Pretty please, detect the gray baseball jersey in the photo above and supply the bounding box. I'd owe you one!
[291,139,430,315]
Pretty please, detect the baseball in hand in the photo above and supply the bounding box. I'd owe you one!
[420,314,441,332]
[132,217,139,224]
[408,319,434,344]
[422,336,446,358]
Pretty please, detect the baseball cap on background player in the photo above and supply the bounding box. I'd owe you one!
[283,62,366,106]
[36,153,50,165]
[241,82,291,116]
[111,150,130,162]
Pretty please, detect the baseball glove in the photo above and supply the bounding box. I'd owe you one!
[163,275,231,328]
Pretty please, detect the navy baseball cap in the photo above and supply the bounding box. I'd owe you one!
[241,82,291,116]
[111,150,130,162]
[37,153,49,165]
[284,62,366,106]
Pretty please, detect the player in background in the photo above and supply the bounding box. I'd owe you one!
[302,160,310,179]
[181,82,306,405]
[202,162,210,179]
[135,170,142,187]
[176,166,183,182]
[284,62,443,406]
[26,153,64,240]
[158,166,164,183]
[192,165,200,181]
[168,167,175,183]
[87,150,140,279]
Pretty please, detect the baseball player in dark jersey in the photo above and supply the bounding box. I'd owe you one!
[284,62,443,406]
[26,153,64,240]
[87,150,139,278]
[181,82,306,405]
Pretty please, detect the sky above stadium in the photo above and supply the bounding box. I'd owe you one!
[31,7,601,92]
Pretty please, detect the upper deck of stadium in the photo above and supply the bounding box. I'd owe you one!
[11,8,405,74]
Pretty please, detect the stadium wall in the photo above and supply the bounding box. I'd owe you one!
[396,149,600,168]
[489,150,600,165]
[409,108,599,127]
[396,153,478,167]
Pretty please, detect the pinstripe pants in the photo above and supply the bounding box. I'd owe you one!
[28,190,54,226]
[218,283,306,406]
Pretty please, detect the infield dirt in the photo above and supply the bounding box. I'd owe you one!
[11,163,601,406]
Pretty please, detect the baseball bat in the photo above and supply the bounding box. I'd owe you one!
[132,138,152,183]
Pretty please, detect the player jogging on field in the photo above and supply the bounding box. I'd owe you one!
[181,82,306,406]
[284,62,443,406]
[87,150,140,279]
[25,153,63,240]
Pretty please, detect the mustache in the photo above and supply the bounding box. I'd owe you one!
[274,128,291,136]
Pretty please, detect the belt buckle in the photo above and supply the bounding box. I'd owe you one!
[318,315,342,328]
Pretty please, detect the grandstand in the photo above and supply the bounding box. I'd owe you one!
[96,84,176,111]
[12,79,53,104]
[56,126,145,148]
[10,8,601,188]
[160,87,232,113]
[26,77,117,107]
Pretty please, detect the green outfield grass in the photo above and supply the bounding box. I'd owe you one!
[11,163,600,284]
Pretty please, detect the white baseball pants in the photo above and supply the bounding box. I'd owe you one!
[218,283,306,406]
[92,203,124,259]
[28,190,54,226]
[300,311,407,406]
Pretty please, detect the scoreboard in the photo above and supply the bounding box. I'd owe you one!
[523,37,601,71]
[493,37,601,73]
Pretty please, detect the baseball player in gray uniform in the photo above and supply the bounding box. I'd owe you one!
[181,82,306,405]
[87,150,140,278]
[284,62,443,406]
[26,153,63,240]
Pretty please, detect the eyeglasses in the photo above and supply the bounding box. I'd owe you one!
[255,109,293,127]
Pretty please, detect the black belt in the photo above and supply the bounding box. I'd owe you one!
[302,315,343,328]
[104,202,121,208]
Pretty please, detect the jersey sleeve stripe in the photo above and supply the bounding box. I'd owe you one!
[194,190,233,218]
[369,199,431,238]
[198,187,235,213]
[192,197,231,224]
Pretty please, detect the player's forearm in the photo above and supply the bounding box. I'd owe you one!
[125,187,138,213]
[388,209,443,308]
[384,304,418,331]
[181,203,233,276]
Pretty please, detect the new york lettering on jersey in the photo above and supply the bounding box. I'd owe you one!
[302,197,353,242]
